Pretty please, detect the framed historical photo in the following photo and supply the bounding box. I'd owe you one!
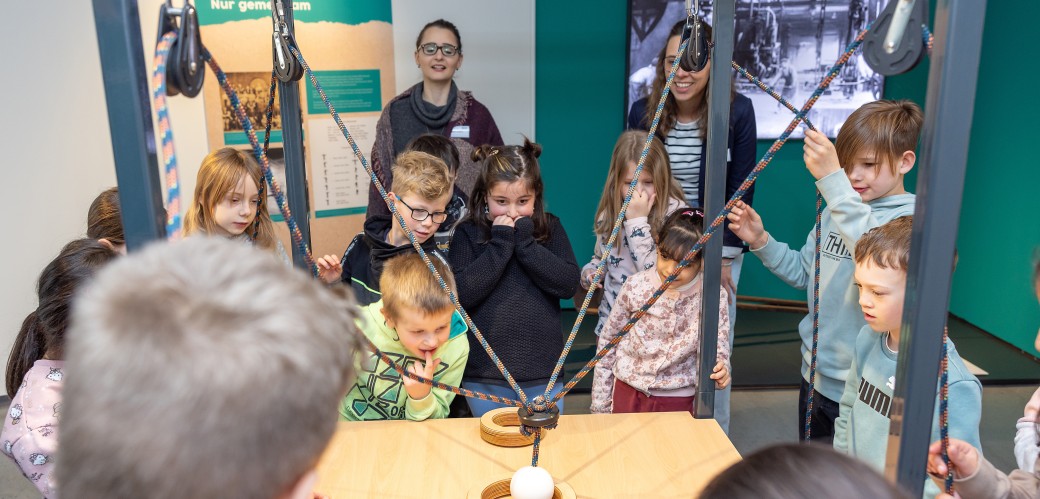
[626,0,886,139]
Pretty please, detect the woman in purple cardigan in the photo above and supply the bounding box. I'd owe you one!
[367,19,504,218]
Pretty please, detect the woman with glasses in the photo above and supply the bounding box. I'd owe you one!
[626,19,758,434]
[368,19,504,219]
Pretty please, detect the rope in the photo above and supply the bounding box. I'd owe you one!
[545,38,692,398]
[357,333,524,408]
[287,44,532,406]
[731,62,815,130]
[548,23,874,407]
[252,73,278,241]
[201,48,318,277]
[804,193,823,440]
[940,327,954,494]
[152,31,182,240]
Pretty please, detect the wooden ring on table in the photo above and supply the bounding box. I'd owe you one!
[480,407,537,447]
[466,476,576,499]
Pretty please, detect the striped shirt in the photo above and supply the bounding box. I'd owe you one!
[665,121,703,207]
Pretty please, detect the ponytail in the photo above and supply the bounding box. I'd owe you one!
[5,312,46,398]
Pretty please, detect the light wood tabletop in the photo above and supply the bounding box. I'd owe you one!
[314,411,741,498]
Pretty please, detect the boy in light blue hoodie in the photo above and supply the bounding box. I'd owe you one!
[727,100,922,442]
[836,216,981,499]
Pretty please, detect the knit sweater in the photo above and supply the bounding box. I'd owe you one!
[368,82,503,217]
[581,197,686,336]
[590,270,730,414]
[448,215,579,384]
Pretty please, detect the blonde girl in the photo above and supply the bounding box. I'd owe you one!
[185,148,287,262]
[581,130,687,336]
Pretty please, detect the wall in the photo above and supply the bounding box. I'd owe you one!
[536,2,1040,355]
[392,0,535,141]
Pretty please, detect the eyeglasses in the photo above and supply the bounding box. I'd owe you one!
[418,43,460,57]
[396,195,448,224]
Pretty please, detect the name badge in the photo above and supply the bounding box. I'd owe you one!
[451,125,471,139]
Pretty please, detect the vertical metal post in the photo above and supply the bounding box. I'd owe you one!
[885,0,986,495]
[92,0,167,251]
[277,4,312,270]
[695,0,735,419]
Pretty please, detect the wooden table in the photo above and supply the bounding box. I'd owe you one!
[315,412,741,498]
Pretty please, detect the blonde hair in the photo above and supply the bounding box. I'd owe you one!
[184,148,278,251]
[391,151,453,203]
[380,252,456,321]
[836,100,923,175]
[854,216,913,271]
[594,131,687,239]
[58,237,360,499]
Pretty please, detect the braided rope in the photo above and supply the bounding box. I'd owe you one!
[531,428,543,467]
[252,73,278,241]
[804,193,824,440]
[287,44,531,406]
[357,333,524,408]
[545,38,691,397]
[201,48,318,277]
[940,327,954,494]
[731,62,815,130]
[548,23,873,408]
[152,31,182,240]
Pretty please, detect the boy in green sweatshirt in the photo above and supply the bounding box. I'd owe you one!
[340,252,469,421]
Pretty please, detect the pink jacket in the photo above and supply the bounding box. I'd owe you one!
[2,359,63,498]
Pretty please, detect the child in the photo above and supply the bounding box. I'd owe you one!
[403,134,469,253]
[926,257,1040,499]
[184,147,289,264]
[590,209,731,415]
[834,216,982,498]
[699,443,913,499]
[449,139,580,416]
[56,237,358,499]
[581,130,687,337]
[317,151,453,306]
[86,187,125,254]
[341,253,469,421]
[2,239,117,497]
[727,99,923,441]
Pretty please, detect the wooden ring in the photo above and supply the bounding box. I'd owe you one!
[467,476,576,499]
[479,407,538,447]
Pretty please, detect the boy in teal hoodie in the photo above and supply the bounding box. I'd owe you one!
[727,100,923,442]
[835,216,981,498]
[340,252,469,421]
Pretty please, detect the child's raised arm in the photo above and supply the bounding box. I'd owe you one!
[514,217,580,299]
[730,200,815,290]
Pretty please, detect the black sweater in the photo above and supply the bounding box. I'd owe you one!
[448,214,580,384]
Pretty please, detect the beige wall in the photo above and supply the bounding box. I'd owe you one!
[0,0,209,366]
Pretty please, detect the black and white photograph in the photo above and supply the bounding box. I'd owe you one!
[627,0,886,138]
[221,72,283,135]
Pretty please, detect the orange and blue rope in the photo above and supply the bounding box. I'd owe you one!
[152,31,182,241]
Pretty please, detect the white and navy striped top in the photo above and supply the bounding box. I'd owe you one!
[665,120,703,207]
